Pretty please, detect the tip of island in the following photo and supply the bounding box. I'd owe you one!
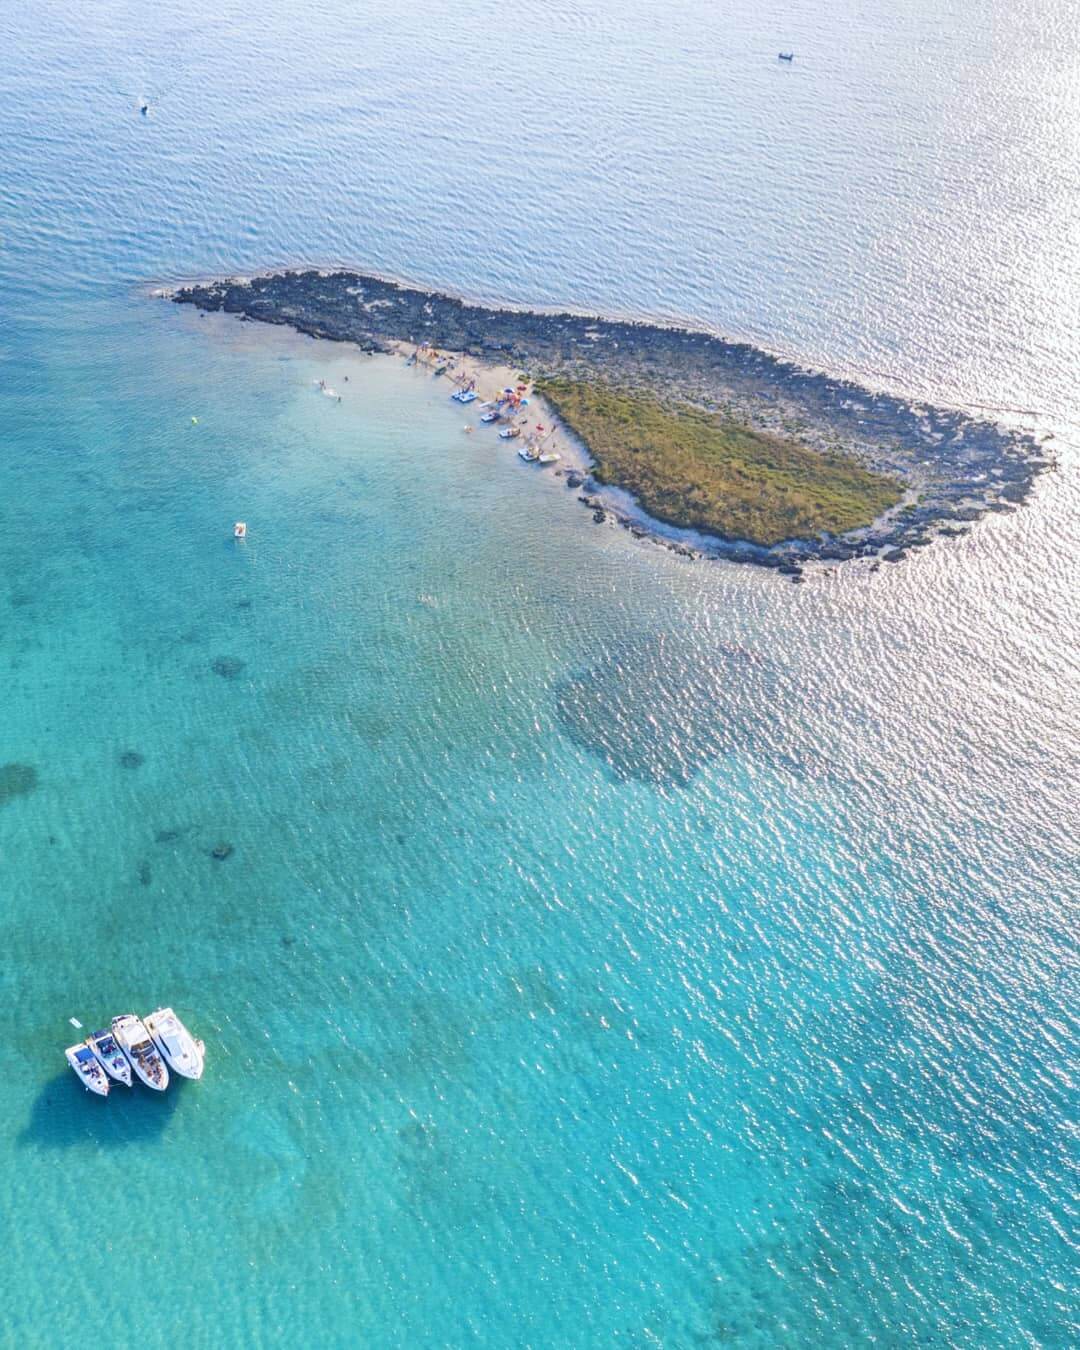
[167,269,1049,574]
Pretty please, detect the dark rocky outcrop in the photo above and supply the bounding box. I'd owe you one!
[169,270,1048,568]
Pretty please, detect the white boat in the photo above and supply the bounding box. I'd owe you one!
[537,452,561,465]
[145,1007,205,1080]
[450,388,477,404]
[480,410,502,424]
[518,446,539,462]
[112,1014,169,1090]
[498,426,521,440]
[65,1043,110,1096]
[86,1027,132,1085]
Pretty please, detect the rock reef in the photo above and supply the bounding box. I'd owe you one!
[170,270,1049,566]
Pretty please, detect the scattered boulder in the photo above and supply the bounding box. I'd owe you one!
[0,763,38,807]
[119,750,145,770]
[210,842,234,861]
[212,656,247,680]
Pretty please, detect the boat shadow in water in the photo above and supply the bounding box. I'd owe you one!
[18,1071,186,1150]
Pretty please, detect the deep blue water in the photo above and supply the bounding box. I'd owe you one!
[1,2,1077,1346]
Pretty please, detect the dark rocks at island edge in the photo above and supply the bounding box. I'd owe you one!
[169,270,1050,568]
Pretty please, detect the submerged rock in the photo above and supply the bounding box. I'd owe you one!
[211,656,247,680]
[0,763,38,807]
[210,842,234,861]
[119,750,145,770]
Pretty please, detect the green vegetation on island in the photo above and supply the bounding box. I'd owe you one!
[537,378,904,546]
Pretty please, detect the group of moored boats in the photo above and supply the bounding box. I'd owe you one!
[65,1008,204,1097]
[451,386,562,467]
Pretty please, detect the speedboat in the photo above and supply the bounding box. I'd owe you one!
[778,52,794,61]
[498,426,521,440]
[112,1014,169,1090]
[144,1007,205,1080]
[86,1028,132,1085]
[480,410,502,424]
[537,451,561,465]
[451,388,477,404]
[65,1043,110,1096]
[518,446,539,462]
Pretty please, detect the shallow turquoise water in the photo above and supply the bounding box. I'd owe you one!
[2,2,1078,1346]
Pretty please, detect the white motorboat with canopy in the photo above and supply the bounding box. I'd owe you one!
[65,1043,110,1096]
[112,1013,169,1090]
[144,1007,204,1080]
[86,1028,132,1085]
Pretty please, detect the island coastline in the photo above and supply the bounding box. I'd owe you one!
[166,269,1049,573]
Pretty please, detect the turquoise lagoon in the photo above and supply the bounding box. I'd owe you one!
[1,0,1078,1345]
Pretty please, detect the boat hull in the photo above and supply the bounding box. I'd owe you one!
[87,1034,133,1086]
[65,1046,109,1096]
[112,1015,169,1091]
[145,1008,205,1080]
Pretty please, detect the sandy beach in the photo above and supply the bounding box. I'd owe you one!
[386,339,594,481]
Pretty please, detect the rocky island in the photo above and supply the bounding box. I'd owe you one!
[169,270,1048,569]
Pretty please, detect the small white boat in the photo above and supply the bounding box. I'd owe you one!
[86,1028,132,1085]
[480,410,502,424]
[498,426,521,440]
[451,389,477,404]
[65,1043,110,1096]
[112,1014,169,1091]
[145,1007,205,1080]
[537,452,561,465]
[233,521,247,539]
[518,446,539,462]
